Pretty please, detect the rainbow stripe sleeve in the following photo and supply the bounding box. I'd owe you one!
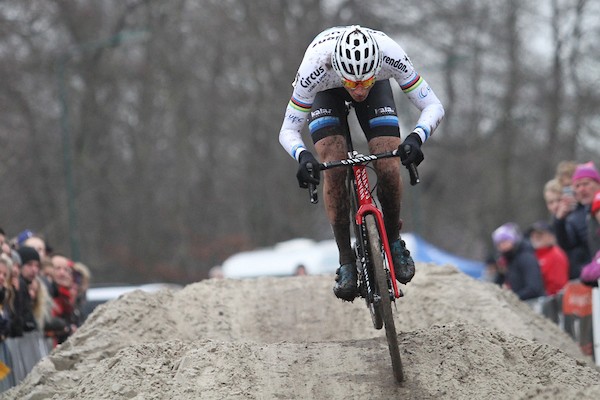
[289,96,312,113]
[400,74,423,94]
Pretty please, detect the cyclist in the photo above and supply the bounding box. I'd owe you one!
[279,26,445,301]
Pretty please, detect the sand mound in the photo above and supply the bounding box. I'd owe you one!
[3,264,599,400]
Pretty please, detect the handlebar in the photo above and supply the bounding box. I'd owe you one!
[307,150,419,204]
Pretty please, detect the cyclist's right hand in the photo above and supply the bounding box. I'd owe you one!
[296,151,320,188]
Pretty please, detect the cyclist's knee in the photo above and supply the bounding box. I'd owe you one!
[368,135,401,153]
[315,135,347,161]
[377,167,402,194]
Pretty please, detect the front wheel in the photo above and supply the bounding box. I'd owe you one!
[365,214,404,383]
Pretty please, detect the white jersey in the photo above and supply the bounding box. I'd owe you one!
[279,27,445,160]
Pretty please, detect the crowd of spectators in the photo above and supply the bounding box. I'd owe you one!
[488,160,600,300]
[0,228,91,348]
[488,161,600,358]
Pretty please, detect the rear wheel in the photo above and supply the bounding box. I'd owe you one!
[365,214,404,383]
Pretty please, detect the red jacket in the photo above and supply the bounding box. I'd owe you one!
[534,245,569,295]
[52,285,74,320]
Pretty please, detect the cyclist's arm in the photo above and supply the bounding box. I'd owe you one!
[279,31,343,160]
[279,94,312,161]
[399,73,445,144]
[279,60,339,160]
[377,34,445,144]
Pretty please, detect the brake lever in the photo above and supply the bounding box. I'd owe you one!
[398,145,420,186]
[307,163,319,204]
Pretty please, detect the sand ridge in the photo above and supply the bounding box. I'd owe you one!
[3,264,599,400]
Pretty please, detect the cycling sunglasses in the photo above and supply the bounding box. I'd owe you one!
[341,76,376,90]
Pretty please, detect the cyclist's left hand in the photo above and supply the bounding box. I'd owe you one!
[399,132,424,167]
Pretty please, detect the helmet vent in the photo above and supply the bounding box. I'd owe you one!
[331,26,382,82]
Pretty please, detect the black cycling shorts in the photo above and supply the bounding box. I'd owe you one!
[306,79,401,144]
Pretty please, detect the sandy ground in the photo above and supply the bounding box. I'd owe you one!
[2,263,600,400]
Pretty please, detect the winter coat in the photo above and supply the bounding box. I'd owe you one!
[503,241,546,300]
[534,245,569,295]
[8,275,38,337]
[553,203,591,279]
[0,287,10,339]
[45,283,75,345]
[587,215,600,255]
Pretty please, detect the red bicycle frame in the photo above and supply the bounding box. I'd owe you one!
[352,164,401,299]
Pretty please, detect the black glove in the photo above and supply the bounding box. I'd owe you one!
[296,151,320,188]
[399,132,424,167]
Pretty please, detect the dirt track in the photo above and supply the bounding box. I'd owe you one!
[3,264,600,400]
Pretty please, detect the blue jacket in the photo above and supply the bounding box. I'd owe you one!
[503,241,545,300]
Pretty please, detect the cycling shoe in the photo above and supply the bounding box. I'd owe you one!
[390,238,415,284]
[333,263,358,301]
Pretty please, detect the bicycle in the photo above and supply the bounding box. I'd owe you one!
[306,131,419,384]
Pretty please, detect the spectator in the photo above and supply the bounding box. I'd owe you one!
[28,276,52,333]
[0,228,11,257]
[527,221,569,295]
[15,229,34,248]
[45,254,77,345]
[208,266,224,279]
[294,264,308,276]
[483,254,505,285]
[554,160,578,220]
[72,261,91,324]
[587,190,600,254]
[22,235,49,262]
[543,178,563,218]
[38,258,54,291]
[9,250,20,289]
[580,191,600,286]
[5,251,20,337]
[9,246,41,336]
[0,254,12,339]
[553,162,600,279]
[555,160,578,188]
[492,222,545,300]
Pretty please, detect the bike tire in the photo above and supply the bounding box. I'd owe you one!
[365,214,404,383]
[349,176,383,330]
[363,232,383,330]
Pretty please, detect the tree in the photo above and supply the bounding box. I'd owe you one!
[1,0,599,283]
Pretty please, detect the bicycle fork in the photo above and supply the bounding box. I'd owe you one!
[352,164,401,299]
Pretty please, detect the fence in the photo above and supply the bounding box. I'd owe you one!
[528,280,600,366]
[0,331,51,393]
[592,286,600,365]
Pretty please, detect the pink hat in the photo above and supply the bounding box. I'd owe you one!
[572,162,600,183]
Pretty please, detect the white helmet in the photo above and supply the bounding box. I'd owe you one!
[331,26,382,82]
